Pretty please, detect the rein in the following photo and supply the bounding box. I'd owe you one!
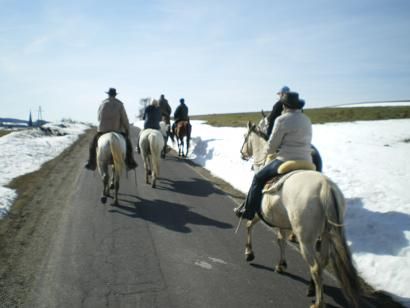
[241,125,268,168]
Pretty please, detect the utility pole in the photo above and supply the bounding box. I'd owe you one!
[28,110,33,127]
[37,106,43,126]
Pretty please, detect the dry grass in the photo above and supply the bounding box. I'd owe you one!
[191,106,410,127]
[0,130,12,138]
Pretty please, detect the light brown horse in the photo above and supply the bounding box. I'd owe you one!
[175,120,191,157]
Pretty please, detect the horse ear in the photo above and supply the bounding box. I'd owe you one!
[247,121,252,129]
[261,110,266,117]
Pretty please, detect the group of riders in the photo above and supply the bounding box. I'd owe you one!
[84,88,191,171]
[85,86,321,224]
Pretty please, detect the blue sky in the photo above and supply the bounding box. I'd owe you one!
[1,0,409,123]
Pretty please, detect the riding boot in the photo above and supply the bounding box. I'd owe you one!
[84,133,99,170]
[125,137,138,170]
[233,201,246,218]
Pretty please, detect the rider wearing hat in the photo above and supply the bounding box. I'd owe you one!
[85,88,138,171]
[265,86,290,138]
[171,98,190,137]
[235,92,312,220]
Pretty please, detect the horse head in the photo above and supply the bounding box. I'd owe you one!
[240,121,269,172]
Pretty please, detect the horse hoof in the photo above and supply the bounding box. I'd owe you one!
[101,196,107,204]
[275,262,287,273]
[306,281,315,297]
[245,252,255,262]
[110,184,114,190]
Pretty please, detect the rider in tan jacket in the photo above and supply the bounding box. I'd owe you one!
[85,88,138,171]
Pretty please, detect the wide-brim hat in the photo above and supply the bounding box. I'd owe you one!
[282,92,304,109]
[106,88,118,96]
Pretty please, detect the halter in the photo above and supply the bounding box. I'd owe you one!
[240,124,269,168]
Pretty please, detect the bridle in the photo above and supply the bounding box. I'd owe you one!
[240,124,269,168]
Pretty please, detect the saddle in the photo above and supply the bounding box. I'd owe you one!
[262,160,316,193]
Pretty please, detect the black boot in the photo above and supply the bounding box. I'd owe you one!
[85,134,98,171]
[84,159,96,171]
[233,202,245,218]
[125,137,138,170]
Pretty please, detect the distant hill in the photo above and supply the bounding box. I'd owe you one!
[0,118,28,124]
[0,117,47,128]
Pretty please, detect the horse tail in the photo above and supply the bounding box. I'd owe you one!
[110,133,125,176]
[148,131,163,176]
[320,177,371,307]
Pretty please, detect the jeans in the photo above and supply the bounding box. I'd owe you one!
[243,159,284,219]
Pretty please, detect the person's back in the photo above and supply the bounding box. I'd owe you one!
[269,110,312,162]
[143,101,161,130]
[98,97,129,133]
[174,99,189,123]
[158,95,171,123]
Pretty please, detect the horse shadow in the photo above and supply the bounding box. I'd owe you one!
[344,198,410,255]
[249,263,349,307]
[109,194,233,233]
[157,177,224,197]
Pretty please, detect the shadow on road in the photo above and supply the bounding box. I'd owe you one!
[155,177,225,197]
[250,263,349,307]
[109,194,233,233]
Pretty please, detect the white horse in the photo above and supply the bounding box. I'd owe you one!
[138,125,165,188]
[240,121,370,308]
[97,132,126,205]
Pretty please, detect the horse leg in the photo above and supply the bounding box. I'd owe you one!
[101,170,109,203]
[306,234,329,297]
[186,136,190,157]
[299,241,324,308]
[181,139,185,157]
[245,216,260,261]
[275,229,288,273]
[110,165,115,189]
[113,174,120,206]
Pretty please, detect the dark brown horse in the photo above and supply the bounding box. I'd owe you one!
[175,121,191,157]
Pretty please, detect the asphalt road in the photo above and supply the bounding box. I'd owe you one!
[16,132,348,308]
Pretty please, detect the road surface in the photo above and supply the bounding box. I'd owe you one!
[0,127,360,307]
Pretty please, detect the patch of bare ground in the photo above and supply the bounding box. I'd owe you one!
[0,128,95,307]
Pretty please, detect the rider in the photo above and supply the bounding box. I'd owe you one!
[234,92,312,220]
[266,86,290,137]
[266,86,322,172]
[85,88,138,171]
[158,94,173,142]
[136,99,161,153]
[171,98,190,137]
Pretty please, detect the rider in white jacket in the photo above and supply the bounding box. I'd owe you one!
[235,92,312,220]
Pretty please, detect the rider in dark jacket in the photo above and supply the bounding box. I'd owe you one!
[266,86,289,137]
[172,98,190,136]
[137,99,161,153]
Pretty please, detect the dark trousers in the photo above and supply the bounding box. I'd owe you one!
[243,159,284,219]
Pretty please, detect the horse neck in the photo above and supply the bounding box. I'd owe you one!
[250,131,267,163]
